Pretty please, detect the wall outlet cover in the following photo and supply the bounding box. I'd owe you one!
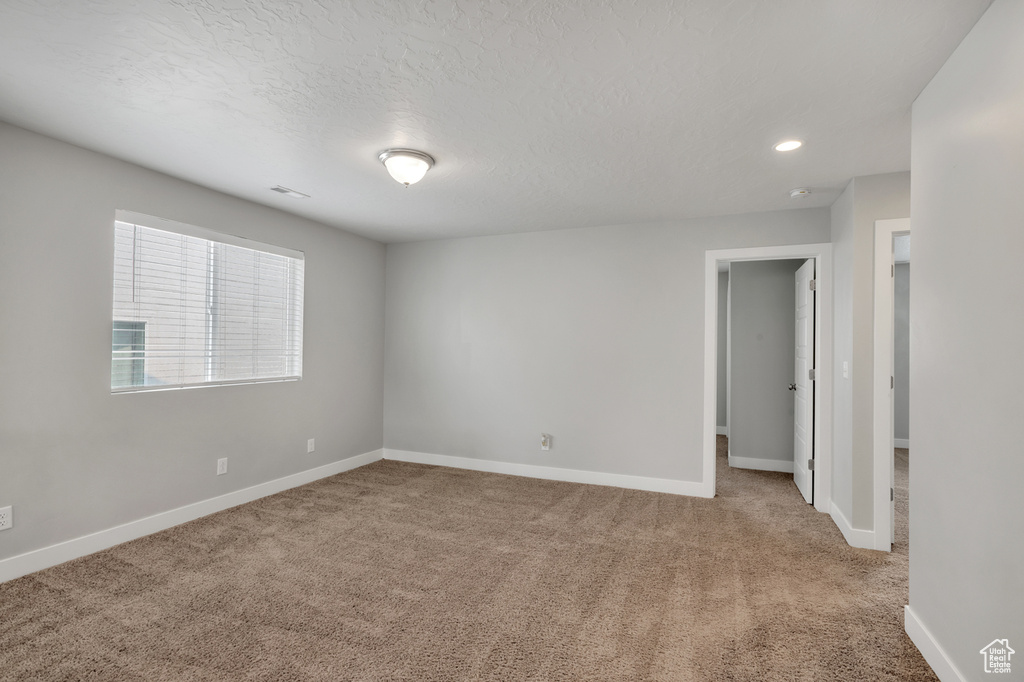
[0,505,12,531]
[216,458,228,476]
[307,438,315,453]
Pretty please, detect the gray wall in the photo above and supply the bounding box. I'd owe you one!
[728,260,803,466]
[910,0,1023,673]
[717,270,729,429]
[829,171,910,529]
[0,122,386,561]
[829,183,855,520]
[384,210,830,483]
[893,263,910,442]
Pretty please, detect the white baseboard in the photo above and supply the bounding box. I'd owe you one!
[716,426,728,436]
[727,454,793,473]
[384,449,712,498]
[829,501,875,550]
[904,605,965,681]
[894,438,911,449]
[0,449,384,584]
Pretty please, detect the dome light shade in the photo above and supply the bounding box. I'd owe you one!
[378,149,434,186]
[774,139,803,152]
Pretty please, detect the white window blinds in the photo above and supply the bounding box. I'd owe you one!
[112,212,304,392]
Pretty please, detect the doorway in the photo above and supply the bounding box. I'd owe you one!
[893,237,910,551]
[702,243,833,511]
[872,218,910,551]
[724,259,809,491]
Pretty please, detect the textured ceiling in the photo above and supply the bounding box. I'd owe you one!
[0,0,991,242]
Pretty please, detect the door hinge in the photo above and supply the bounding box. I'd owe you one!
[809,368,816,381]
[808,459,815,471]
[890,487,894,502]
[891,264,894,277]
[891,375,894,389]
[809,279,817,291]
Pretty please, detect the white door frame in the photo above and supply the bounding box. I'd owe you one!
[703,243,833,512]
[872,218,910,551]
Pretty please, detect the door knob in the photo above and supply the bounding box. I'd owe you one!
[788,383,797,391]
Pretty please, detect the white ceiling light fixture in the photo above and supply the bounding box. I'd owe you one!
[378,149,434,186]
[774,139,803,152]
[790,187,813,198]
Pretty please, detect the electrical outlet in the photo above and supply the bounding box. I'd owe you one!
[540,433,552,451]
[0,505,12,531]
[216,458,228,476]
[307,438,315,453]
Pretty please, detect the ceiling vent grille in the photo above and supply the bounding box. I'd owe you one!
[270,186,310,199]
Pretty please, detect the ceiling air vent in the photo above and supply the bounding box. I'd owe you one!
[270,186,310,199]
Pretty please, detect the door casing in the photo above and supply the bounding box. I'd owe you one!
[703,243,833,512]
[872,218,910,552]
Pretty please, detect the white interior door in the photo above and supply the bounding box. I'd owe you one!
[793,259,815,503]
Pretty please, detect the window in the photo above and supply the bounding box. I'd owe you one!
[111,320,146,388]
[111,211,304,392]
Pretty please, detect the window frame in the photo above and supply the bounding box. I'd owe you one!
[111,210,305,394]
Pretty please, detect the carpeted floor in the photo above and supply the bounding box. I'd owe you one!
[0,439,930,681]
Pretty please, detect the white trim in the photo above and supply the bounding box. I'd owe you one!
[0,450,383,584]
[703,255,721,500]
[829,501,875,549]
[873,218,910,552]
[111,376,300,395]
[725,269,733,450]
[704,243,833,513]
[728,455,794,473]
[904,605,966,682]
[384,449,711,498]
[894,438,910,449]
[116,209,304,259]
[716,426,728,436]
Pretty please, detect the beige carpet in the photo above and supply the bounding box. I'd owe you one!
[0,439,931,681]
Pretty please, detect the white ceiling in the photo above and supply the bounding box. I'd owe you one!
[0,1,991,243]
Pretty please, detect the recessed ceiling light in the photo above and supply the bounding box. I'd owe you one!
[270,186,310,199]
[790,187,812,198]
[774,140,803,152]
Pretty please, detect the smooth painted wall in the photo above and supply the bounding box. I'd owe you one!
[829,183,855,521]
[893,263,910,442]
[384,210,829,484]
[0,123,386,561]
[728,260,803,465]
[829,171,910,529]
[910,0,1023,673]
[717,271,728,429]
